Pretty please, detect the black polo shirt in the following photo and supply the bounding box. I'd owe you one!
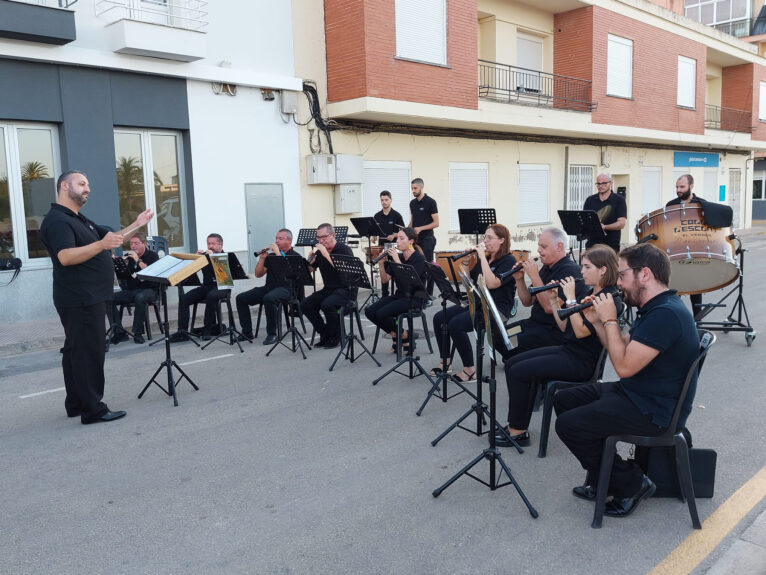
[388,250,427,297]
[40,203,114,308]
[315,242,353,290]
[529,255,586,328]
[563,285,623,368]
[618,290,699,428]
[666,194,700,207]
[264,247,299,289]
[124,248,160,290]
[410,194,438,238]
[374,208,405,244]
[583,191,627,252]
[470,253,517,317]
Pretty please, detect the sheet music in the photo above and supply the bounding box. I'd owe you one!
[136,256,192,279]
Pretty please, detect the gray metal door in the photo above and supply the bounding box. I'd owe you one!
[245,183,285,273]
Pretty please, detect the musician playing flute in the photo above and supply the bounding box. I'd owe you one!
[497,245,622,447]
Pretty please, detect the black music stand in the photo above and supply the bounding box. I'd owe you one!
[157,272,201,347]
[350,217,387,311]
[106,257,134,350]
[334,226,349,244]
[372,262,436,388]
[266,255,315,359]
[202,253,250,352]
[558,210,605,264]
[458,208,496,245]
[295,228,318,247]
[328,254,381,371]
[432,281,538,519]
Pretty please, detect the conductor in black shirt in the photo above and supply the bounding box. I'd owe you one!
[409,178,439,298]
[583,173,627,253]
[301,223,354,349]
[373,190,405,296]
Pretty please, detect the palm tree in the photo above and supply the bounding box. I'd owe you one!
[116,156,145,227]
[21,161,49,181]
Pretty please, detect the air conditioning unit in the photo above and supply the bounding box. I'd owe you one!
[306,154,336,184]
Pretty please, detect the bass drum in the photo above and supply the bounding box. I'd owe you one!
[634,204,738,295]
[435,251,478,283]
[510,249,531,265]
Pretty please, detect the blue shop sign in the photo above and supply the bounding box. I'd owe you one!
[674,151,719,167]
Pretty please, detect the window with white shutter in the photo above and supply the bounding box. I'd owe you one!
[395,0,447,66]
[362,161,412,221]
[607,35,633,99]
[677,56,696,109]
[448,163,488,232]
[642,167,662,214]
[703,168,717,202]
[518,164,549,225]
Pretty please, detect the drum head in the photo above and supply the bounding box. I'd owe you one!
[670,257,739,295]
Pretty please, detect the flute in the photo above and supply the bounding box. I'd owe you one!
[528,278,583,296]
[496,257,539,280]
[557,291,624,320]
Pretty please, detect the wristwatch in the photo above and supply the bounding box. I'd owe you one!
[565,299,577,307]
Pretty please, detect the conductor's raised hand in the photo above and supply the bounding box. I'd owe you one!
[100,232,123,250]
[135,209,154,227]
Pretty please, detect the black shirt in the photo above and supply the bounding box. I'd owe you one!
[529,256,587,328]
[563,285,623,368]
[410,194,438,239]
[666,194,700,207]
[387,250,427,297]
[264,247,300,290]
[374,208,405,245]
[40,203,114,308]
[583,191,627,252]
[314,242,354,290]
[470,253,517,317]
[123,248,160,290]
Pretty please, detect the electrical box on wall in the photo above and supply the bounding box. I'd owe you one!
[306,154,336,184]
[335,184,361,214]
[281,90,298,115]
[335,154,363,184]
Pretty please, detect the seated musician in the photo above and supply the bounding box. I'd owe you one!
[301,223,354,349]
[364,227,425,354]
[168,233,228,342]
[110,232,159,344]
[497,245,622,447]
[430,224,517,383]
[373,190,405,297]
[505,226,588,360]
[235,228,299,345]
[554,243,699,518]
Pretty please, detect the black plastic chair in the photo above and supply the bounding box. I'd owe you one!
[254,298,306,338]
[591,330,716,529]
[537,347,609,458]
[371,308,433,359]
[308,288,364,346]
[119,293,164,340]
[145,235,169,258]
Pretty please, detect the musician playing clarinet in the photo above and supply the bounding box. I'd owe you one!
[430,224,516,384]
[497,245,622,447]
[364,227,425,354]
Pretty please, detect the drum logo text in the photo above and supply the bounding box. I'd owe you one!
[674,219,713,233]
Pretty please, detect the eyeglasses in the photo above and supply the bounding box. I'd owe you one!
[316,234,331,240]
[596,181,612,186]
[483,234,498,240]
[618,267,638,280]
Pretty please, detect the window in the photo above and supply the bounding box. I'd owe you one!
[760,82,766,121]
[395,0,446,66]
[704,167,717,201]
[0,123,59,263]
[449,163,488,232]
[607,35,633,99]
[518,164,549,225]
[361,161,411,223]
[753,175,765,200]
[114,129,187,249]
[642,167,662,214]
[517,33,543,93]
[677,56,696,109]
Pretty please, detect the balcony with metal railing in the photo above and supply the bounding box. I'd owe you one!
[478,60,596,112]
[711,18,754,38]
[705,105,753,133]
[95,0,207,32]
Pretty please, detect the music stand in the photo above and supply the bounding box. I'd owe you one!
[328,254,381,371]
[202,253,250,352]
[350,217,387,311]
[265,255,315,359]
[372,262,436,388]
[106,257,135,350]
[458,208,496,245]
[136,253,208,406]
[432,276,538,519]
[157,271,202,347]
[558,210,605,264]
[334,226,349,244]
[295,228,318,247]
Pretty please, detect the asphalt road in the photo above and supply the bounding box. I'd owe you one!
[1,235,765,575]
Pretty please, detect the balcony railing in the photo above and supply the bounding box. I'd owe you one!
[478,60,596,112]
[705,105,752,133]
[9,1,78,7]
[711,18,754,38]
[95,0,207,31]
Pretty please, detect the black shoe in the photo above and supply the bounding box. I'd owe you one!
[572,485,597,501]
[133,333,145,344]
[190,327,203,336]
[494,428,531,447]
[168,332,189,343]
[66,408,81,418]
[111,330,129,344]
[314,337,329,348]
[82,410,127,424]
[322,337,340,349]
[262,334,277,345]
[237,332,254,342]
[604,475,656,517]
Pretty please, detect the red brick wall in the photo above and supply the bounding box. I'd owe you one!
[589,6,706,134]
[754,64,766,141]
[723,63,766,141]
[324,0,478,109]
[554,7,594,110]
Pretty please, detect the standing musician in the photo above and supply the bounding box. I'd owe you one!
[667,174,704,318]
[373,190,405,297]
[110,231,160,344]
[497,245,622,447]
[409,177,439,300]
[235,228,299,345]
[430,224,517,384]
[364,227,425,353]
[554,243,699,518]
[301,223,354,349]
[506,226,588,360]
[583,172,627,253]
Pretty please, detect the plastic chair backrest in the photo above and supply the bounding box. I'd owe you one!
[146,235,169,258]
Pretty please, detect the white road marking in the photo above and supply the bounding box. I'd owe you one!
[19,387,65,399]
[179,354,234,366]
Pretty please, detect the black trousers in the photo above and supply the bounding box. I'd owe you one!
[432,305,475,367]
[301,287,349,340]
[364,295,410,334]
[178,285,227,331]
[503,319,567,361]
[417,235,436,295]
[554,381,664,498]
[236,286,290,336]
[111,288,157,334]
[504,345,593,429]
[57,303,108,421]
